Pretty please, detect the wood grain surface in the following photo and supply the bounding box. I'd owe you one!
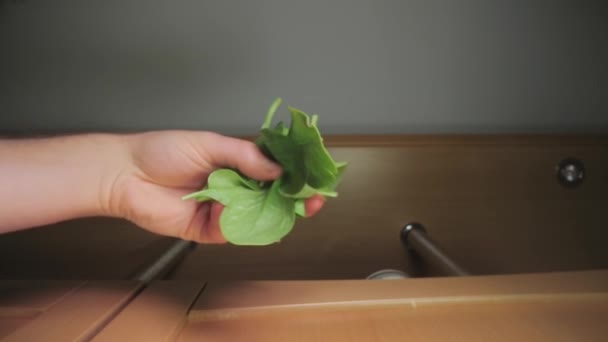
[1,270,606,341]
[189,270,608,318]
[177,270,608,342]
[179,300,608,342]
[93,281,205,342]
[0,280,83,339]
[2,281,141,341]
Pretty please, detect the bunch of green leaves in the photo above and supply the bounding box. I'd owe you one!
[183,98,346,246]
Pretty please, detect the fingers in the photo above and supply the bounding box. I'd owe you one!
[202,202,227,243]
[199,133,282,181]
[191,195,324,244]
[305,194,325,217]
[188,202,227,244]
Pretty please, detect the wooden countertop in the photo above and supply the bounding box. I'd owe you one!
[2,270,607,341]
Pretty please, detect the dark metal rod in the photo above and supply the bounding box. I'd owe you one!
[131,239,194,283]
[401,223,470,277]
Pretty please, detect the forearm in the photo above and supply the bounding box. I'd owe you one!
[0,133,131,233]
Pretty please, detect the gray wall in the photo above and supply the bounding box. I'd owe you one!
[1,0,606,135]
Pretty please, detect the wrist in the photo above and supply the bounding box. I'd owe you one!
[0,133,136,232]
[94,133,138,219]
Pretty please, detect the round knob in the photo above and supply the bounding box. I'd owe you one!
[556,158,585,188]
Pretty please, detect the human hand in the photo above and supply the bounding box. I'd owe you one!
[108,131,325,243]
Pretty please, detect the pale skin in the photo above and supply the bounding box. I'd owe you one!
[0,131,325,243]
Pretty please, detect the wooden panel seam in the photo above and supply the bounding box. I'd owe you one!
[79,283,146,342]
[0,281,86,319]
[3,281,143,342]
[92,281,206,342]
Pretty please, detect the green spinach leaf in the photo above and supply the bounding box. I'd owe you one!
[183,98,346,246]
[256,98,343,198]
[185,170,296,245]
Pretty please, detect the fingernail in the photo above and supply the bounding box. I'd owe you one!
[264,160,282,174]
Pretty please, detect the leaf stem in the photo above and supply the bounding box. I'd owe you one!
[262,97,282,129]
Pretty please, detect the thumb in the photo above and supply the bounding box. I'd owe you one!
[199,132,282,181]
